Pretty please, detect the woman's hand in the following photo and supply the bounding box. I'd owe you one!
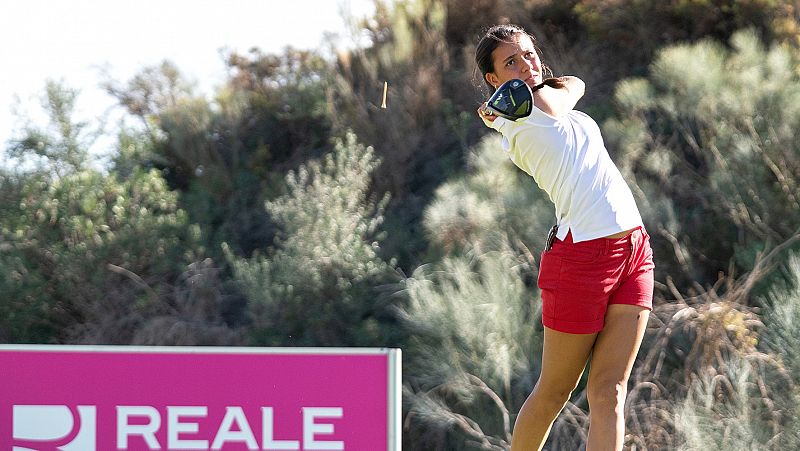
[477,102,497,124]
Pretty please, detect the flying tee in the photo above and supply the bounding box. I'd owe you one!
[486,106,643,243]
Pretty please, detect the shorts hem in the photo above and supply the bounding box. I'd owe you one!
[608,298,653,310]
[542,316,604,334]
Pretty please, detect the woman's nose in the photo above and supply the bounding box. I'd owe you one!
[523,58,536,73]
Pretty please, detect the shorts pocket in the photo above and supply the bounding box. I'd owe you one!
[538,251,562,321]
[537,251,562,292]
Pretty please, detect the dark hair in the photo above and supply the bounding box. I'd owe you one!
[474,24,564,93]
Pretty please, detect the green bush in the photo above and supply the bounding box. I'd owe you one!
[604,29,800,290]
[400,247,540,450]
[423,134,554,258]
[226,132,398,346]
[0,168,201,342]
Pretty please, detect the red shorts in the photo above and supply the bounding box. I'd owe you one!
[537,227,655,334]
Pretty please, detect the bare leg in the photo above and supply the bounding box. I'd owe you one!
[511,327,597,451]
[586,305,649,451]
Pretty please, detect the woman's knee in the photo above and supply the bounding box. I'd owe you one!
[534,379,578,409]
[587,379,627,412]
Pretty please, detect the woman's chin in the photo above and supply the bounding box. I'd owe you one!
[525,78,542,87]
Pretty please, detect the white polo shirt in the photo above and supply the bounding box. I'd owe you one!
[487,106,643,242]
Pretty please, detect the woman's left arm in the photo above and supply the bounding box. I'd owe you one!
[533,76,585,117]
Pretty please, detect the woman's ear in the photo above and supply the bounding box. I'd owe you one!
[485,72,499,89]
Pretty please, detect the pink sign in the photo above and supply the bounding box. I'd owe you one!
[0,345,401,450]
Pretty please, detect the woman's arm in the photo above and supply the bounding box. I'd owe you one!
[477,76,585,124]
[533,76,585,117]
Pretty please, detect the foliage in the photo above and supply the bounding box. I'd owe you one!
[644,255,800,450]
[423,134,553,258]
[226,132,398,346]
[605,29,800,289]
[0,167,202,342]
[674,358,789,450]
[762,254,800,380]
[573,0,800,78]
[105,50,334,259]
[7,81,97,175]
[329,0,486,269]
[1,79,230,344]
[399,246,540,449]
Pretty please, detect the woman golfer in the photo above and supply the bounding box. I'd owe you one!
[476,24,655,451]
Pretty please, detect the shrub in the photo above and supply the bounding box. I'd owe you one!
[226,132,398,346]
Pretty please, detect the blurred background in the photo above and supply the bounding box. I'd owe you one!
[1,0,799,449]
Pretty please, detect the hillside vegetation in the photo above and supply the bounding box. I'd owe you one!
[2,1,799,449]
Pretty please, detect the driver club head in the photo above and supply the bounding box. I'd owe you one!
[485,79,533,121]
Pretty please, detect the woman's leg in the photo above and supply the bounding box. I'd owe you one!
[511,327,598,451]
[585,304,650,451]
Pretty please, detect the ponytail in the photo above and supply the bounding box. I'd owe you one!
[532,77,568,92]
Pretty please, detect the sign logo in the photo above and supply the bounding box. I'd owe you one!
[12,405,96,451]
